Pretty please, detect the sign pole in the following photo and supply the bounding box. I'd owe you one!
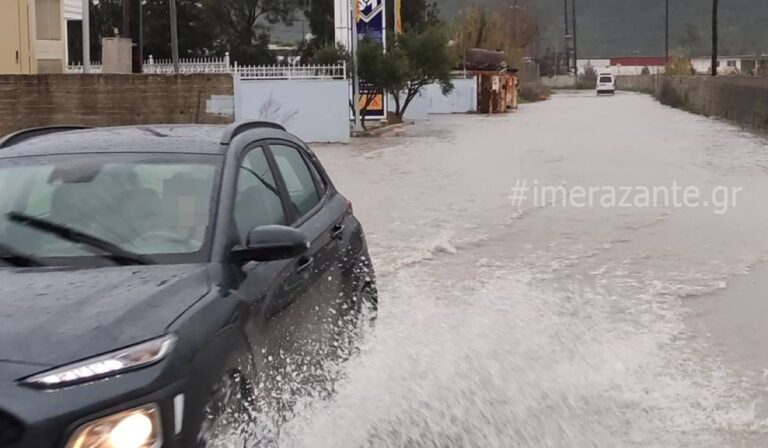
[351,0,362,132]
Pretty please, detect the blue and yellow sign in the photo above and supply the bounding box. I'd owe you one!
[357,0,386,119]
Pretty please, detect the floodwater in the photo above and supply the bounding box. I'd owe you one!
[255,92,768,447]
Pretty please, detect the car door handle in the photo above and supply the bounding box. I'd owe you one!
[331,224,345,240]
[297,256,314,273]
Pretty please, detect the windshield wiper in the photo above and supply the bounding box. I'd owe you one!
[0,242,47,267]
[7,212,151,266]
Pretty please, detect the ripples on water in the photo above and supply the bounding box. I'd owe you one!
[209,255,765,447]
[212,93,768,447]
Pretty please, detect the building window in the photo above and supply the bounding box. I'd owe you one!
[727,60,737,67]
[36,0,62,41]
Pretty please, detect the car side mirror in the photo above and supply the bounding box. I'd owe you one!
[231,225,310,263]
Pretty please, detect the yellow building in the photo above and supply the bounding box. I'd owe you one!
[1,0,69,74]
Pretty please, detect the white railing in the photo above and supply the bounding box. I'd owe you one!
[142,54,231,74]
[66,53,347,80]
[234,63,346,80]
[67,62,103,73]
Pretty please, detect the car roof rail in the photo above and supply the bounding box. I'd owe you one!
[220,121,287,145]
[0,126,92,149]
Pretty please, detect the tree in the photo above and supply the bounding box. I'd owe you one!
[666,55,695,75]
[388,27,455,120]
[311,43,350,65]
[452,1,538,69]
[711,0,719,76]
[142,0,214,58]
[202,0,298,64]
[579,63,597,89]
[70,0,227,63]
[355,39,388,129]
[386,0,440,33]
[537,47,568,77]
[74,0,122,62]
[305,0,334,44]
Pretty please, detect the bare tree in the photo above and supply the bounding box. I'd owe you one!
[452,0,539,68]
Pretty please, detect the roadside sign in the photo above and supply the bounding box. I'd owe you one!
[356,0,387,119]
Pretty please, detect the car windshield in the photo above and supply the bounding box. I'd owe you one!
[599,76,613,83]
[0,153,221,266]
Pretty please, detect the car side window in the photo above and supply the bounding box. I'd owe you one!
[306,157,327,195]
[270,144,321,218]
[234,147,286,243]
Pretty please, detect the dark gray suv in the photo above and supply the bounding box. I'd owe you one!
[0,122,377,448]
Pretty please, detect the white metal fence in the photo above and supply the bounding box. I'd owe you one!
[67,62,103,73]
[234,63,346,80]
[66,53,347,80]
[143,55,231,74]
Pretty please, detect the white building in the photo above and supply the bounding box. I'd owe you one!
[577,57,667,76]
[576,59,611,75]
[690,55,768,75]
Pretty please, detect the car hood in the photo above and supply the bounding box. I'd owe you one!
[0,264,211,368]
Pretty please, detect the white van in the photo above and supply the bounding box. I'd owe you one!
[596,73,615,95]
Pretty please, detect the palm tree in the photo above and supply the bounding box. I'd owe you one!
[711,0,719,76]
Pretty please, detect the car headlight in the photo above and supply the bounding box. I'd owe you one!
[22,334,176,389]
[66,403,163,448]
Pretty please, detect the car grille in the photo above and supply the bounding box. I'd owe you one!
[0,410,23,447]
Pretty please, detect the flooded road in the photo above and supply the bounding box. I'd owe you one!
[273,91,768,447]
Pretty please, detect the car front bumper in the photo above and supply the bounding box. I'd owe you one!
[0,363,195,448]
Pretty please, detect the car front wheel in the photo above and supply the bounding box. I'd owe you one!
[197,370,257,448]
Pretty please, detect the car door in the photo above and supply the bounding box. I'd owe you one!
[226,145,311,375]
[228,141,346,403]
[266,143,349,349]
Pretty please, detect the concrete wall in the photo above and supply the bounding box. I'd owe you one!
[655,76,768,131]
[427,78,477,114]
[616,75,658,93]
[0,74,235,136]
[235,78,349,143]
[541,75,578,89]
[389,92,429,121]
[387,79,478,118]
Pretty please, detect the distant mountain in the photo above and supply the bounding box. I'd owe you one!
[439,0,768,58]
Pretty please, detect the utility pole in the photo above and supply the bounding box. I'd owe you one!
[351,0,362,132]
[665,0,669,62]
[711,0,719,76]
[82,0,90,73]
[563,0,570,73]
[170,0,180,73]
[572,0,577,76]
